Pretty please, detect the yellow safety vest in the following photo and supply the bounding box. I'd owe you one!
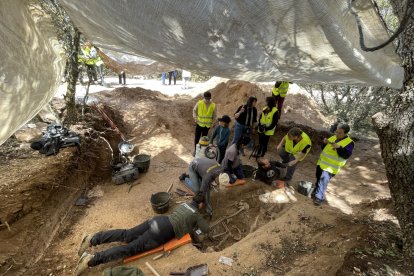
[259,107,278,136]
[284,132,312,161]
[272,81,289,98]
[197,100,216,127]
[78,47,98,65]
[317,135,353,174]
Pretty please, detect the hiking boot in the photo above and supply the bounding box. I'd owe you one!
[313,198,323,206]
[77,234,92,257]
[75,252,94,275]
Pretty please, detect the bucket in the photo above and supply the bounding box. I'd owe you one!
[133,154,151,173]
[150,192,171,214]
[242,165,256,178]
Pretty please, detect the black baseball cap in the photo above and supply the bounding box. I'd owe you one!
[204,91,212,99]
[218,115,231,124]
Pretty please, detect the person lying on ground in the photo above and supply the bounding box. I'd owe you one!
[276,127,312,184]
[179,157,230,216]
[75,194,209,275]
[256,158,287,186]
[221,136,250,184]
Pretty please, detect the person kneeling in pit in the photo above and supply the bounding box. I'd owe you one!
[179,157,230,216]
[221,136,250,184]
[256,158,287,186]
[75,194,209,275]
[276,127,312,185]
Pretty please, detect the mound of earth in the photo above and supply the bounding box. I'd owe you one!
[210,80,329,130]
[0,81,409,276]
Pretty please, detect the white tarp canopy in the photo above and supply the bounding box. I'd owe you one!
[0,0,404,145]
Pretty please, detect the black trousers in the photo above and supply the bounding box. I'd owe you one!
[257,134,271,157]
[88,216,175,266]
[168,71,176,85]
[118,72,126,85]
[194,124,210,151]
[217,144,227,164]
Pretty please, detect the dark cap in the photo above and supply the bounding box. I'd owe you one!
[203,91,212,98]
[218,115,231,124]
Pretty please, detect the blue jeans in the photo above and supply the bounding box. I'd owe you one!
[278,147,297,181]
[232,121,246,144]
[161,72,166,84]
[184,165,201,193]
[313,165,334,201]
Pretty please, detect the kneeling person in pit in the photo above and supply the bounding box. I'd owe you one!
[221,136,251,184]
[181,157,230,216]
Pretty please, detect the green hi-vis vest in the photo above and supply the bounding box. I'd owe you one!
[284,132,312,161]
[197,100,216,127]
[272,81,289,98]
[78,47,99,65]
[259,107,278,136]
[317,135,353,174]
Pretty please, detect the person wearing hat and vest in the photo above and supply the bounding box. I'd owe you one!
[209,115,231,163]
[193,91,217,154]
[272,81,289,119]
[312,123,354,205]
[181,157,229,216]
[276,127,312,183]
[75,194,209,275]
[256,97,279,157]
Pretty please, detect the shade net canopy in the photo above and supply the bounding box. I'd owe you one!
[0,0,404,145]
[61,0,403,87]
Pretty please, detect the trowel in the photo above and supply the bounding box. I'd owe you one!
[169,264,208,276]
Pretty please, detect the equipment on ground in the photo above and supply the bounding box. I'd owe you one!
[204,145,217,159]
[132,154,151,173]
[170,264,208,276]
[297,181,314,197]
[111,141,139,185]
[30,123,81,156]
[150,192,171,214]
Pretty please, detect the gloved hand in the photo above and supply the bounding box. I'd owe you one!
[258,125,265,133]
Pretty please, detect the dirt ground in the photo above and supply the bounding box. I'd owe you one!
[0,80,412,276]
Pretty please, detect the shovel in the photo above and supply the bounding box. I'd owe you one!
[170,264,208,276]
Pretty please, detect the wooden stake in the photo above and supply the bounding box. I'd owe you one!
[166,183,174,193]
[145,262,161,276]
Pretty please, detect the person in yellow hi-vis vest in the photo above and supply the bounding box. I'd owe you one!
[276,127,312,183]
[256,97,279,157]
[312,123,354,205]
[271,81,289,119]
[78,41,99,84]
[192,91,217,154]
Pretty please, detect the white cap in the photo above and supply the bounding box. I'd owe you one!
[218,173,230,186]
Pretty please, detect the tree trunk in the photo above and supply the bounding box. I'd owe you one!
[372,1,414,259]
[63,28,80,126]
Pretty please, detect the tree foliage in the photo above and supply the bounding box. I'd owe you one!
[302,84,396,132]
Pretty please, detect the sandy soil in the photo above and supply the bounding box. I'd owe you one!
[0,80,410,276]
